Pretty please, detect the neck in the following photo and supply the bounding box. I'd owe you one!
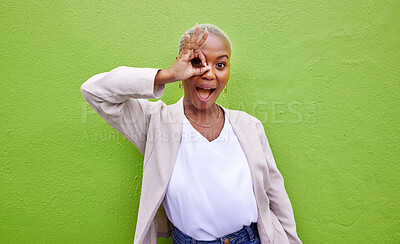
[183,98,220,123]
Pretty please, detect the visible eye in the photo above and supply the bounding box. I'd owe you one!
[191,59,202,66]
[216,63,226,69]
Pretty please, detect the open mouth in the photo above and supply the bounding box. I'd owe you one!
[196,86,216,102]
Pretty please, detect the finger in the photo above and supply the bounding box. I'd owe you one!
[194,50,207,67]
[187,49,194,61]
[200,66,211,74]
[193,66,210,76]
[179,48,190,62]
[194,28,209,49]
[181,32,190,54]
[192,66,205,76]
[189,23,201,49]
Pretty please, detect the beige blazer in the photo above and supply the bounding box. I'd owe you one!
[81,66,302,244]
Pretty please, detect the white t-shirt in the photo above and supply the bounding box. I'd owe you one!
[162,112,258,241]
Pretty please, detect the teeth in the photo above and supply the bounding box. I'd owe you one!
[198,88,213,90]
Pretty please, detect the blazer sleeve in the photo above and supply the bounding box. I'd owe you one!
[256,121,302,244]
[80,66,165,154]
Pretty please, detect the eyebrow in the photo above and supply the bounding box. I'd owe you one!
[217,55,229,59]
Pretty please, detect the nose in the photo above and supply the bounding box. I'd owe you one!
[201,66,216,80]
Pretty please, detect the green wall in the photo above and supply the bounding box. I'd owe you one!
[1,0,399,243]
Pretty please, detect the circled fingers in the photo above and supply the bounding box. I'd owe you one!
[194,49,208,68]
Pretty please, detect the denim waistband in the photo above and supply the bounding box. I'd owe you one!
[172,222,259,244]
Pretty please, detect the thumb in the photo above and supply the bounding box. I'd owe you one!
[194,66,211,76]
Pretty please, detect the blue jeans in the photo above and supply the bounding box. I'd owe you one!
[171,222,261,244]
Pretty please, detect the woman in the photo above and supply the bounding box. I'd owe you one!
[81,23,302,244]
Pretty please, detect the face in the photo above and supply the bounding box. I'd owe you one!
[182,34,231,111]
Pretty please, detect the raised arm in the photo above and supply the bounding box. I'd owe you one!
[80,66,169,154]
[256,121,302,244]
[80,24,211,154]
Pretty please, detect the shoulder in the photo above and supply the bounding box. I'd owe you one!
[224,106,267,140]
[223,106,263,126]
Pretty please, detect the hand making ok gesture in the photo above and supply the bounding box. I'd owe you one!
[155,23,211,85]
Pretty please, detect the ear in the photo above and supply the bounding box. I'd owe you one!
[175,56,178,60]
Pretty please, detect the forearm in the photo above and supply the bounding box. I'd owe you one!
[154,68,178,86]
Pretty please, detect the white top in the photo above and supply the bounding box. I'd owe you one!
[162,111,258,241]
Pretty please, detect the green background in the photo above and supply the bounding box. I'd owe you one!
[1,0,399,243]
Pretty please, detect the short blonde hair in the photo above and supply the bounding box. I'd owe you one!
[178,23,232,55]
